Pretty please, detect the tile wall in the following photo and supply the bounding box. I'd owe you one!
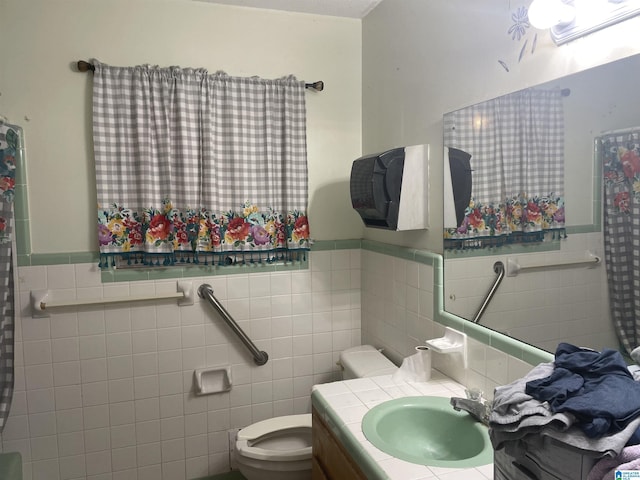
[0,242,554,480]
[1,250,361,480]
[443,232,617,352]
[360,249,536,399]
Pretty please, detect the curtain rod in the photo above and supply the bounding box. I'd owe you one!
[76,60,323,92]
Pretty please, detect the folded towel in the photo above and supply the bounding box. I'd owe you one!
[587,444,640,480]
[491,362,556,425]
[490,357,640,457]
[527,343,640,438]
[604,457,640,479]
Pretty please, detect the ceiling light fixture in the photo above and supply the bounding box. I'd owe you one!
[528,0,640,45]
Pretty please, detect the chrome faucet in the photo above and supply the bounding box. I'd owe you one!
[450,390,491,426]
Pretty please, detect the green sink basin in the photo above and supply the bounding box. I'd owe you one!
[361,396,492,468]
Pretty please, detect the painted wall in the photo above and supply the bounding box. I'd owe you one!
[361,0,640,253]
[0,1,365,479]
[360,0,640,356]
[0,0,363,254]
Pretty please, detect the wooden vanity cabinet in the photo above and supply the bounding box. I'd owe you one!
[312,407,367,480]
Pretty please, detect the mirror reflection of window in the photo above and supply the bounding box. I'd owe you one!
[443,88,567,250]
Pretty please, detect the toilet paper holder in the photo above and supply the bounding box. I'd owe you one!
[194,367,232,395]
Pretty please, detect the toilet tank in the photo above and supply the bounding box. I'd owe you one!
[339,345,397,379]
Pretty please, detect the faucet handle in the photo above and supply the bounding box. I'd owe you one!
[465,388,483,401]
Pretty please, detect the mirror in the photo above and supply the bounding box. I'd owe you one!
[443,54,640,354]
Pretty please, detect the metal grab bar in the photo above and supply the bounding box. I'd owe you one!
[506,252,600,276]
[472,261,505,324]
[198,284,269,366]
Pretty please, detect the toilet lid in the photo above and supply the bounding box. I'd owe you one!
[236,414,312,462]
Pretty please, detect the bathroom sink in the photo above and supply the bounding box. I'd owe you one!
[361,396,492,468]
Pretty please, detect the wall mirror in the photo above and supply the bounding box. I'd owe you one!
[443,53,640,354]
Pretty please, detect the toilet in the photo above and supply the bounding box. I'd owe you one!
[233,345,397,480]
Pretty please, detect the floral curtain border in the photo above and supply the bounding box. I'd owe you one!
[98,200,310,268]
[92,61,310,268]
[444,193,566,250]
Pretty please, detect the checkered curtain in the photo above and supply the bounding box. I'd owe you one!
[0,123,18,432]
[601,129,640,355]
[443,89,565,248]
[92,61,310,267]
[445,89,564,203]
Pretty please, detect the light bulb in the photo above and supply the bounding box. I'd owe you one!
[528,0,576,29]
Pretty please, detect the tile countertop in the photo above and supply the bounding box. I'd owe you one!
[311,371,494,480]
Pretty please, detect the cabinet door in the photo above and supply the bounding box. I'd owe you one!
[312,407,367,480]
[312,456,329,480]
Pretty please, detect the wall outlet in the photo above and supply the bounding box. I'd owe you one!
[228,427,241,470]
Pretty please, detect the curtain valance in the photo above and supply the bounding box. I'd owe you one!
[443,88,566,250]
[92,61,310,267]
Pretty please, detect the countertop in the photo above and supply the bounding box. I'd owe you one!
[311,371,494,480]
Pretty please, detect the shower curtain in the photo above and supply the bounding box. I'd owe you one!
[602,128,640,355]
[0,122,18,431]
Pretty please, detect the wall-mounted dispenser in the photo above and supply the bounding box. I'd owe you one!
[350,144,429,230]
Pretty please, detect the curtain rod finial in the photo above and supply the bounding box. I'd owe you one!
[305,81,324,92]
[77,60,95,72]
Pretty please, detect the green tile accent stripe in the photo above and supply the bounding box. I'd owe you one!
[18,234,553,364]
[12,128,31,256]
[361,239,553,366]
[443,239,561,260]
[311,239,362,250]
[565,224,599,234]
[361,239,435,266]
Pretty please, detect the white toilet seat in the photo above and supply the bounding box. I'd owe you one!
[236,414,312,462]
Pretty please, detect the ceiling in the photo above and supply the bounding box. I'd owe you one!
[193,0,383,18]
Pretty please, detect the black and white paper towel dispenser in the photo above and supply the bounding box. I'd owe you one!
[350,144,429,231]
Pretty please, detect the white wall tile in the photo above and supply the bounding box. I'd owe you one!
[28,412,57,437]
[84,427,110,453]
[57,431,85,457]
[26,388,55,414]
[132,331,158,354]
[23,340,52,366]
[52,338,79,363]
[54,385,82,410]
[108,379,135,403]
[14,251,364,479]
[30,434,58,460]
[55,408,84,434]
[136,420,160,445]
[134,376,159,400]
[85,450,111,476]
[79,336,106,360]
[53,362,81,387]
[106,333,132,357]
[83,405,110,430]
[59,453,86,480]
[137,441,161,467]
[25,365,54,391]
[80,359,108,384]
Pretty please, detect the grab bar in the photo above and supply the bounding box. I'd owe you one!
[506,251,600,277]
[31,281,194,317]
[198,284,269,366]
[472,261,505,324]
